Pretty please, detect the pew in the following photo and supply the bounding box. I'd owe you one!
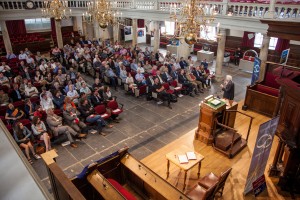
[42,147,192,200]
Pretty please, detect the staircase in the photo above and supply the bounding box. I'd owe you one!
[213,110,253,159]
[214,129,247,158]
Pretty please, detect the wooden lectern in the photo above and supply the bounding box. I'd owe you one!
[195,96,238,145]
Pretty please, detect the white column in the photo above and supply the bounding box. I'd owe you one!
[259,34,270,81]
[132,18,137,47]
[113,23,120,42]
[178,39,191,59]
[75,16,83,35]
[264,0,277,18]
[73,17,78,31]
[0,20,12,53]
[153,21,160,52]
[215,28,226,82]
[55,20,63,48]
[82,20,87,37]
[93,22,100,40]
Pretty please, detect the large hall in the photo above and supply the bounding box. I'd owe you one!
[0,0,300,199]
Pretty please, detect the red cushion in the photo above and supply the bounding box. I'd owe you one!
[256,85,279,97]
[107,179,136,200]
[264,72,280,89]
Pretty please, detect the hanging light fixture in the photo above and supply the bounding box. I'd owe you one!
[169,0,217,45]
[83,0,122,29]
[41,0,72,21]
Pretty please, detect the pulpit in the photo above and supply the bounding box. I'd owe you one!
[195,96,237,145]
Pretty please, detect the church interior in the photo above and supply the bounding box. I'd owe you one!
[0,0,300,199]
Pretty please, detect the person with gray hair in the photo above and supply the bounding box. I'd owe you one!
[221,75,235,106]
[46,109,87,148]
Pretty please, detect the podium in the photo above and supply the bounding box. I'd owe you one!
[195,96,238,145]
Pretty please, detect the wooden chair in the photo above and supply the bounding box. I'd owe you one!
[186,183,217,200]
[198,168,232,198]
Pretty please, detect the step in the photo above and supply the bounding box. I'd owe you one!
[214,130,241,151]
[228,138,247,158]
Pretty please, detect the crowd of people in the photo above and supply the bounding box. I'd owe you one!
[0,38,213,164]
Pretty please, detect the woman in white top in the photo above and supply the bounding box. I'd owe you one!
[125,73,135,93]
[31,116,52,151]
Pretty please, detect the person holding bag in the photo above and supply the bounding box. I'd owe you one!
[14,122,41,164]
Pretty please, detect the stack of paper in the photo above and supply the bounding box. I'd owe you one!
[186,152,197,160]
[178,155,189,164]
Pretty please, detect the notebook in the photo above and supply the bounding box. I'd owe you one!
[178,155,189,164]
[186,152,197,160]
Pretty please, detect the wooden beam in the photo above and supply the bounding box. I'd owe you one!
[260,20,300,41]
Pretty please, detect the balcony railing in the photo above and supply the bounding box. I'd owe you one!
[0,0,299,19]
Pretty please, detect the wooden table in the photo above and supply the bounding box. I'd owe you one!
[166,145,204,190]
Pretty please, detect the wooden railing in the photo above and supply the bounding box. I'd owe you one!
[0,0,299,19]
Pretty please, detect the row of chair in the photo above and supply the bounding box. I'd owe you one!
[186,168,232,200]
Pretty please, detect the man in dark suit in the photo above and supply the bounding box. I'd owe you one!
[193,66,206,89]
[10,83,23,102]
[179,57,188,69]
[178,69,195,97]
[146,75,155,100]
[170,66,179,80]
[90,89,104,106]
[161,68,173,83]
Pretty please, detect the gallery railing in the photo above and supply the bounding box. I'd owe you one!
[0,0,299,19]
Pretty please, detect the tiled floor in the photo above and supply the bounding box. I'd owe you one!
[33,49,253,193]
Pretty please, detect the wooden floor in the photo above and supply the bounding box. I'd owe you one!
[141,102,298,200]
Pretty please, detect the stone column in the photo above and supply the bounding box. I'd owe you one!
[258,34,270,81]
[0,20,12,53]
[82,19,87,37]
[73,17,78,31]
[55,20,63,48]
[153,21,160,52]
[264,0,277,18]
[178,39,191,59]
[132,18,138,47]
[93,22,100,40]
[113,23,120,42]
[215,28,226,82]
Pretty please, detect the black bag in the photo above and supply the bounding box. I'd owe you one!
[170,94,177,103]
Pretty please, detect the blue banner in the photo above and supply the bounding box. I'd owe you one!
[243,116,279,195]
[251,57,261,85]
[280,48,290,65]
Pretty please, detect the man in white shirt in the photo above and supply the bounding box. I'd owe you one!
[40,93,54,111]
[25,82,39,98]
[18,50,28,60]
[67,85,79,104]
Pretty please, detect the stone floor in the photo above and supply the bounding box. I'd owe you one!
[33,49,253,193]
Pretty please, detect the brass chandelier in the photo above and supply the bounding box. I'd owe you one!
[84,0,121,29]
[41,0,71,21]
[169,0,217,45]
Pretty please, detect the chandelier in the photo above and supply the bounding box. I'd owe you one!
[83,0,121,29]
[169,0,217,45]
[41,0,71,21]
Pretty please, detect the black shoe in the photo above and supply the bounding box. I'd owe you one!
[199,89,204,93]
[190,93,194,97]
[167,104,172,109]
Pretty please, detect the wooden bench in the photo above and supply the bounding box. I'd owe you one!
[243,83,279,117]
